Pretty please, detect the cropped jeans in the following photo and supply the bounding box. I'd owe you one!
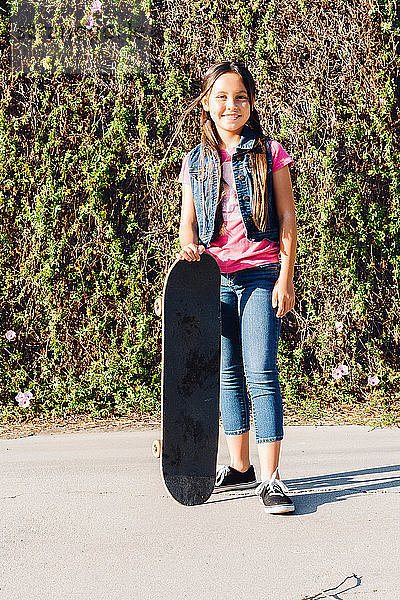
[220,263,284,443]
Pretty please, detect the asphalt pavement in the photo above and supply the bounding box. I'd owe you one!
[1,425,399,600]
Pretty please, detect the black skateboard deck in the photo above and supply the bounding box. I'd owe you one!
[160,252,221,506]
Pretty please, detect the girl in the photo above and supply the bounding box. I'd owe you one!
[174,61,297,514]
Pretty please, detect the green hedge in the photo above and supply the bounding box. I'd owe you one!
[0,0,399,424]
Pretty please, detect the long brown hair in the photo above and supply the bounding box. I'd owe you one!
[166,61,271,237]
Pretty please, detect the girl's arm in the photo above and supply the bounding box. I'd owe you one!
[176,183,205,261]
[272,165,297,317]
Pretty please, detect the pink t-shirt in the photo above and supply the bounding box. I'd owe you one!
[177,139,294,273]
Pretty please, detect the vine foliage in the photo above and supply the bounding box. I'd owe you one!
[0,0,399,425]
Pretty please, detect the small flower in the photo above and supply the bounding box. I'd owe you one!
[85,16,95,29]
[335,321,344,332]
[91,0,102,12]
[332,367,342,380]
[338,363,349,375]
[6,330,16,341]
[15,391,33,407]
[368,375,380,386]
[19,396,31,408]
[15,392,25,403]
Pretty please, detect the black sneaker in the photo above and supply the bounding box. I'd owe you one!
[213,464,258,493]
[255,470,295,514]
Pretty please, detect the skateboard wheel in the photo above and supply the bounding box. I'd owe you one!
[152,439,161,458]
[154,297,162,317]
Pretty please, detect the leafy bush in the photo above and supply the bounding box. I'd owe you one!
[0,0,399,425]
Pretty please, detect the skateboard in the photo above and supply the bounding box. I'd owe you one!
[152,252,221,506]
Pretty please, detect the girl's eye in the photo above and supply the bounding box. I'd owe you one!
[216,95,248,100]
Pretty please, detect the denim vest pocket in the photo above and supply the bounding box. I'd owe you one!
[189,168,212,182]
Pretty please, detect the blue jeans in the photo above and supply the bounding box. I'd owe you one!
[220,263,283,443]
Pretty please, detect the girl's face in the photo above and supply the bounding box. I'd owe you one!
[201,72,251,137]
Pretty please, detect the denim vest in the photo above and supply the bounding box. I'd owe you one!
[187,124,280,248]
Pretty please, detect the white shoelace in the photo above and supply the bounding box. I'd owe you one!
[255,468,290,497]
[216,464,231,486]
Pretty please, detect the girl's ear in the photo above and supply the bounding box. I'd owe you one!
[201,91,210,112]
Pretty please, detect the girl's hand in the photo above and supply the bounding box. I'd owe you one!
[272,275,295,318]
[176,243,205,261]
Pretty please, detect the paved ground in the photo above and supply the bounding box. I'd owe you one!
[0,425,399,600]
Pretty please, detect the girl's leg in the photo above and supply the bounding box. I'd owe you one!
[237,267,284,482]
[256,440,281,482]
[225,431,250,472]
[220,275,251,471]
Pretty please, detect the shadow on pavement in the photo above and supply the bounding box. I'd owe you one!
[301,573,362,599]
[288,464,400,515]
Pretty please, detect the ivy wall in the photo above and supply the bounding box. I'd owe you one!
[0,0,399,424]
